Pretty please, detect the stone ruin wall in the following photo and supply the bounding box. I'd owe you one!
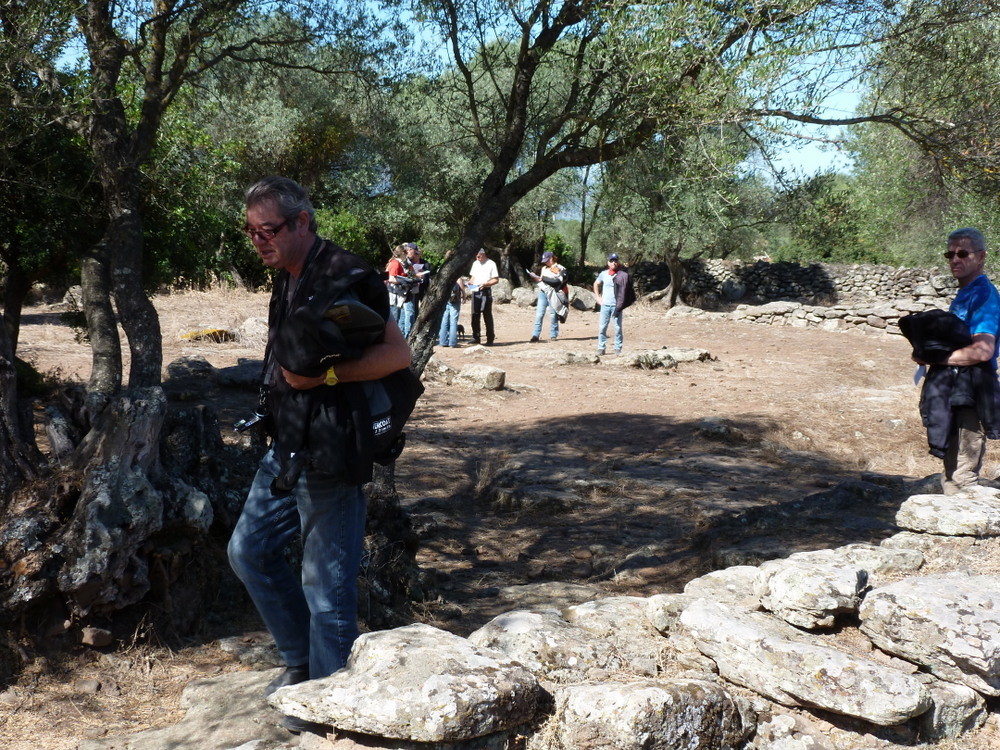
[631,258,990,336]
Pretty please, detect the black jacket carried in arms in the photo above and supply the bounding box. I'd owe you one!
[262,239,412,492]
[902,309,1000,457]
[919,363,1000,458]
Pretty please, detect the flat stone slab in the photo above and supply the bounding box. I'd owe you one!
[860,574,1000,696]
[679,599,931,725]
[79,670,287,750]
[468,610,624,684]
[897,488,1000,536]
[539,679,752,750]
[270,624,540,742]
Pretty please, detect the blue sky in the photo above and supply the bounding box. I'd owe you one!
[765,83,864,177]
[770,135,855,176]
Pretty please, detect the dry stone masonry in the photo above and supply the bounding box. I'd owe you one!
[253,486,1000,750]
[648,259,970,336]
[631,259,960,308]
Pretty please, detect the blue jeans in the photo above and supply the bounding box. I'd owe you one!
[597,303,623,352]
[439,301,461,346]
[389,303,405,334]
[532,290,559,340]
[228,448,367,679]
[401,300,416,338]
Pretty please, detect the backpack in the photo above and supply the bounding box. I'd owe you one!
[620,271,637,310]
[358,366,424,465]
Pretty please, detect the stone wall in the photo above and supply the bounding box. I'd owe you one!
[631,258,968,308]
[632,258,1000,336]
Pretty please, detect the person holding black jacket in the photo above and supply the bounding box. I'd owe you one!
[912,227,1000,495]
[528,250,568,342]
[228,177,411,734]
[592,253,636,355]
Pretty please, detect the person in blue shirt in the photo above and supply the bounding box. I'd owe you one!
[932,227,1000,493]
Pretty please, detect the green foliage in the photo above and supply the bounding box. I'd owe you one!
[414,245,446,273]
[0,105,100,293]
[316,208,378,264]
[588,124,759,266]
[140,113,247,288]
[771,173,866,263]
[827,4,1000,267]
[543,234,572,261]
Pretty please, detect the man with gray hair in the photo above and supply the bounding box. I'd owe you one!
[915,227,1000,494]
[229,176,412,734]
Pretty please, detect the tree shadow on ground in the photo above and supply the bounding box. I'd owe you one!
[401,411,919,633]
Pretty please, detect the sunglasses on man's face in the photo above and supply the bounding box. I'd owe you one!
[944,249,978,260]
[243,218,290,242]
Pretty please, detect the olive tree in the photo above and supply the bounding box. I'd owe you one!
[401,0,997,371]
[0,0,398,645]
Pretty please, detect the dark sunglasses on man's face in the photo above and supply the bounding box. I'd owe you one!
[243,218,290,241]
[944,249,977,260]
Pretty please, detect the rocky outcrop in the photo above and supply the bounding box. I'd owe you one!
[90,486,1000,750]
[454,363,506,390]
[270,624,541,743]
[272,487,999,748]
[859,575,1000,697]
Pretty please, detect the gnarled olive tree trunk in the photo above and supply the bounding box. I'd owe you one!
[0,319,42,503]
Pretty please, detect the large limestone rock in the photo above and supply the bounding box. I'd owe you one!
[468,610,625,684]
[754,557,866,629]
[611,350,678,370]
[493,278,514,302]
[679,599,932,725]
[569,285,597,311]
[859,574,1000,696]
[562,596,668,670]
[647,592,697,634]
[561,596,651,638]
[531,679,753,750]
[816,543,924,582]
[270,624,541,742]
[511,286,536,307]
[683,565,760,607]
[752,544,925,630]
[456,364,505,390]
[919,678,987,740]
[896,488,1000,536]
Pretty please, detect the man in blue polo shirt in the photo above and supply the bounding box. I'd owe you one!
[938,227,1000,493]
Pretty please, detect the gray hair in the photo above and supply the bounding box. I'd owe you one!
[948,227,986,254]
[245,176,317,233]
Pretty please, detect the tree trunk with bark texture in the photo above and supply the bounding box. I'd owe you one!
[0,319,42,503]
[664,244,685,310]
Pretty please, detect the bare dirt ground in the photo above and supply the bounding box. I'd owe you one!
[5,289,998,749]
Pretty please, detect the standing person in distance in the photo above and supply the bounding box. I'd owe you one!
[528,250,568,342]
[438,276,466,348]
[402,242,431,337]
[593,253,635,355]
[228,176,412,735]
[385,244,414,336]
[468,248,499,345]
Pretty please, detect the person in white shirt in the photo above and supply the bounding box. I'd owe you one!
[468,248,499,345]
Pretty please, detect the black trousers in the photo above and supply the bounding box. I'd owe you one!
[471,292,494,342]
